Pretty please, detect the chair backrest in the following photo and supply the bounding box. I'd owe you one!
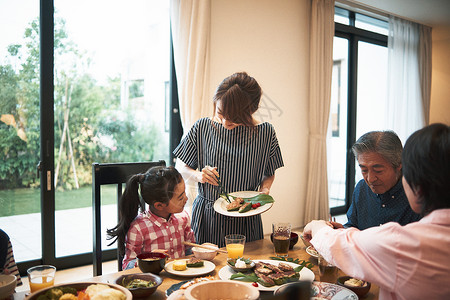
[92,160,166,276]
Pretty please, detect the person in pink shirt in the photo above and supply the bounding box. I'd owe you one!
[107,166,195,269]
[304,123,450,300]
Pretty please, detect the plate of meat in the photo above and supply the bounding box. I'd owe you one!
[213,191,274,217]
[218,259,315,292]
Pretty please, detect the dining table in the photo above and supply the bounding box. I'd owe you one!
[13,235,379,300]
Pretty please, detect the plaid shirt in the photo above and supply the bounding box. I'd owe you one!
[122,209,195,269]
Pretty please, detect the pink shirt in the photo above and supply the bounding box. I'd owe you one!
[311,209,450,300]
[123,210,195,269]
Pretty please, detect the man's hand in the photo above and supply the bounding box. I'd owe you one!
[303,220,330,241]
[326,221,344,229]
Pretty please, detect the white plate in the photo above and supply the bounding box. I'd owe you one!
[274,281,358,300]
[218,259,315,292]
[213,191,273,217]
[164,260,215,277]
[306,246,319,258]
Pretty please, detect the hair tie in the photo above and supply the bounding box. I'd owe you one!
[138,174,145,184]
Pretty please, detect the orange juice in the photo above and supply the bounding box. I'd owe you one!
[29,276,55,293]
[226,243,244,259]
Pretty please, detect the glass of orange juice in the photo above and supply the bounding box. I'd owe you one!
[27,265,56,293]
[225,234,246,259]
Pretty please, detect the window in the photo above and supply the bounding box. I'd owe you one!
[327,8,388,216]
[0,0,177,273]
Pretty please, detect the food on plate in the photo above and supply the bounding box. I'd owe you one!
[85,284,127,300]
[227,257,253,269]
[186,257,204,268]
[223,194,274,214]
[172,260,187,271]
[36,284,126,300]
[122,278,156,289]
[235,258,247,268]
[344,278,367,287]
[179,276,216,290]
[238,202,252,213]
[226,198,244,211]
[231,261,303,287]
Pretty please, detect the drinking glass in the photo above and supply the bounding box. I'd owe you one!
[318,255,338,283]
[225,234,246,259]
[272,222,291,257]
[27,265,56,293]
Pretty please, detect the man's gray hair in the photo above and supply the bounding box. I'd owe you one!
[351,131,403,169]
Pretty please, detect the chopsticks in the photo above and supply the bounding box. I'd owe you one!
[183,241,228,254]
[215,174,232,203]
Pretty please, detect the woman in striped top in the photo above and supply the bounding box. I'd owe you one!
[173,72,284,247]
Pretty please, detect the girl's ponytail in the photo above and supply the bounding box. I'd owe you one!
[106,174,143,256]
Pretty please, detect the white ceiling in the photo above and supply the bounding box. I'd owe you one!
[349,0,450,28]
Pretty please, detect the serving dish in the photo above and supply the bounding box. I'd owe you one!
[306,246,319,258]
[25,282,132,300]
[337,276,371,298]
[115,273,163,298]
[218,259,314,292]
[213,191,273,217]
[274,281,358,299]
[184,280,259,300]
[226,258,255,272]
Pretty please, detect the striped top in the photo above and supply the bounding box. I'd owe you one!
[173,118,284,246]
[0,230,22,286]
[174,117,284,201]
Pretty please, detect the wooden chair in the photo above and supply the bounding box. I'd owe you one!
[92,160,166,276]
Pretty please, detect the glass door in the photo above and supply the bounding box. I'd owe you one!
[0,0,42,264]
[1,0,171,273]
[52,0,171,263]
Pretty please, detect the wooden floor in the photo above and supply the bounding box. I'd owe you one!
[15,260,117,293]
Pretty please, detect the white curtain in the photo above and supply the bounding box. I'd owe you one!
[386,16,432,143]
[304,0,335,223]
[170,0,212,132]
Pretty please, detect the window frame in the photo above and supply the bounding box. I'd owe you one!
[16,0,180,275]
[330,11,388,216]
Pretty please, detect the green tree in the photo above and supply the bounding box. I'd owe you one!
[1,15,161,191]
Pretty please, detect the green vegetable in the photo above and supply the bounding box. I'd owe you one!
[238,202,252,213]
[45,288,64,300]
[228,257,252,266]
[229,194,274,204]
[123,278,156,289]
[269,256,314,270]
[60,287,77,295]
[186,261,204,267]
[36,295,49,300]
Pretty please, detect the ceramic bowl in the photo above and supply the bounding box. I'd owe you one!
[184,280,259,300]
[137,252,167,274]
[25,282,132,300]
[337,276,371,298]
[226,259,255,272]
[192,246,218,261]
[115,273,162,298]
[270,232,300,250]
[0,274,17,300]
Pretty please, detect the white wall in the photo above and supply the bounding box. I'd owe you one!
[209,0,449,236]
[210,0,311,233]
[430,25,450,125]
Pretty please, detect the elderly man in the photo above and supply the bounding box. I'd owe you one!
[335,131,421,230]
